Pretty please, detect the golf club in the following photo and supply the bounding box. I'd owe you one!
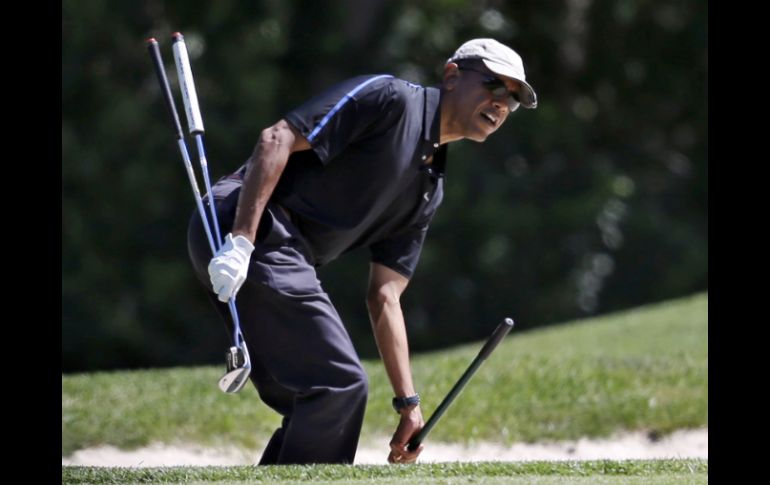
[407,317,515,452]
[146,36,251,393]
[170,32,252,393]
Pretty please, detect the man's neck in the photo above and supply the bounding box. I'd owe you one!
[438,89,464,145]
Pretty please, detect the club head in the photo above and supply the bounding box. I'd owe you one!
[218,346,251,393]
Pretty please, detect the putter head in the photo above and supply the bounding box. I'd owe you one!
[218,346,251,393]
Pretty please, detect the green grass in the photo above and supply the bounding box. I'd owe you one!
[62,460,708,484]
[62,292,707,455]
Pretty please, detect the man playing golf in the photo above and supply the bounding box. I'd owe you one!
[187,38,537,465]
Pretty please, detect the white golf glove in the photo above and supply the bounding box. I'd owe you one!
[208,233,255,302]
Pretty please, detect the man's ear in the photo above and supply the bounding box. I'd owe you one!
[442,62,460,91]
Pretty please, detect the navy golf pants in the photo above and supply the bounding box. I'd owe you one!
[187,189,368,465]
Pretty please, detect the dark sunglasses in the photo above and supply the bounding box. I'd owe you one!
[458,66,521,112]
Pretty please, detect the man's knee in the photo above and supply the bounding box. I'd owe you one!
[331,362,368,405]
[348,364,369,401]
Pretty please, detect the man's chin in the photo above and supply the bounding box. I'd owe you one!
[462,122,495,142]
[468,131,491,142]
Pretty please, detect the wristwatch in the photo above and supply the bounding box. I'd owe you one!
[392,393,420,412]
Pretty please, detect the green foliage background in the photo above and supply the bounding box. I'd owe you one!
[62,0,707,371]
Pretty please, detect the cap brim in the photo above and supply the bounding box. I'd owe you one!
[482,59,538,109]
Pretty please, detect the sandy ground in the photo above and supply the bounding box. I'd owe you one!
[62,428,707,467]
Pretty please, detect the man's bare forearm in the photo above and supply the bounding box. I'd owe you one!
[367,272,415,397]
[369,300,415,397]
[231,120,304,242]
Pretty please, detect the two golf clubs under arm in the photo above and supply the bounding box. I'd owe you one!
[407,317,515,452]
[146,34,251,393]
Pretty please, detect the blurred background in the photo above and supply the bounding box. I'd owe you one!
[62,0,707,372]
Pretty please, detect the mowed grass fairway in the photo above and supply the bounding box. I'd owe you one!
[63,460,707,484]
[62,293,707,483]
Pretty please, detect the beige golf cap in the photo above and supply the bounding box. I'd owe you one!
[448,38,538,109]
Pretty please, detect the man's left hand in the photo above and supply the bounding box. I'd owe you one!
[387,405,424,464]
[208,233,254,302]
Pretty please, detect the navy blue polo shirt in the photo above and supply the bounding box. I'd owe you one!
[244,75,446,278]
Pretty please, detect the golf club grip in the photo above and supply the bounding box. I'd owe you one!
[407,318,514,452]
[477,318,514,360]
[406,359,480,452]
[171,32,205,135]
[146,38,183,140]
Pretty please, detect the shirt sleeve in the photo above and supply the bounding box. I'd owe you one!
[283,75,403,164]
[369,222,430,279]
[370,173,445,279]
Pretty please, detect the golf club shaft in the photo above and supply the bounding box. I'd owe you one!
[146,38,217,254]
[169,33,245,347]
[146,37,245,349]
[146,39,184,141]
[171,33,221,245]
[407,318,514,452]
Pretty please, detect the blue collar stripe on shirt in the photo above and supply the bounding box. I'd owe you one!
[306,75,394,142]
